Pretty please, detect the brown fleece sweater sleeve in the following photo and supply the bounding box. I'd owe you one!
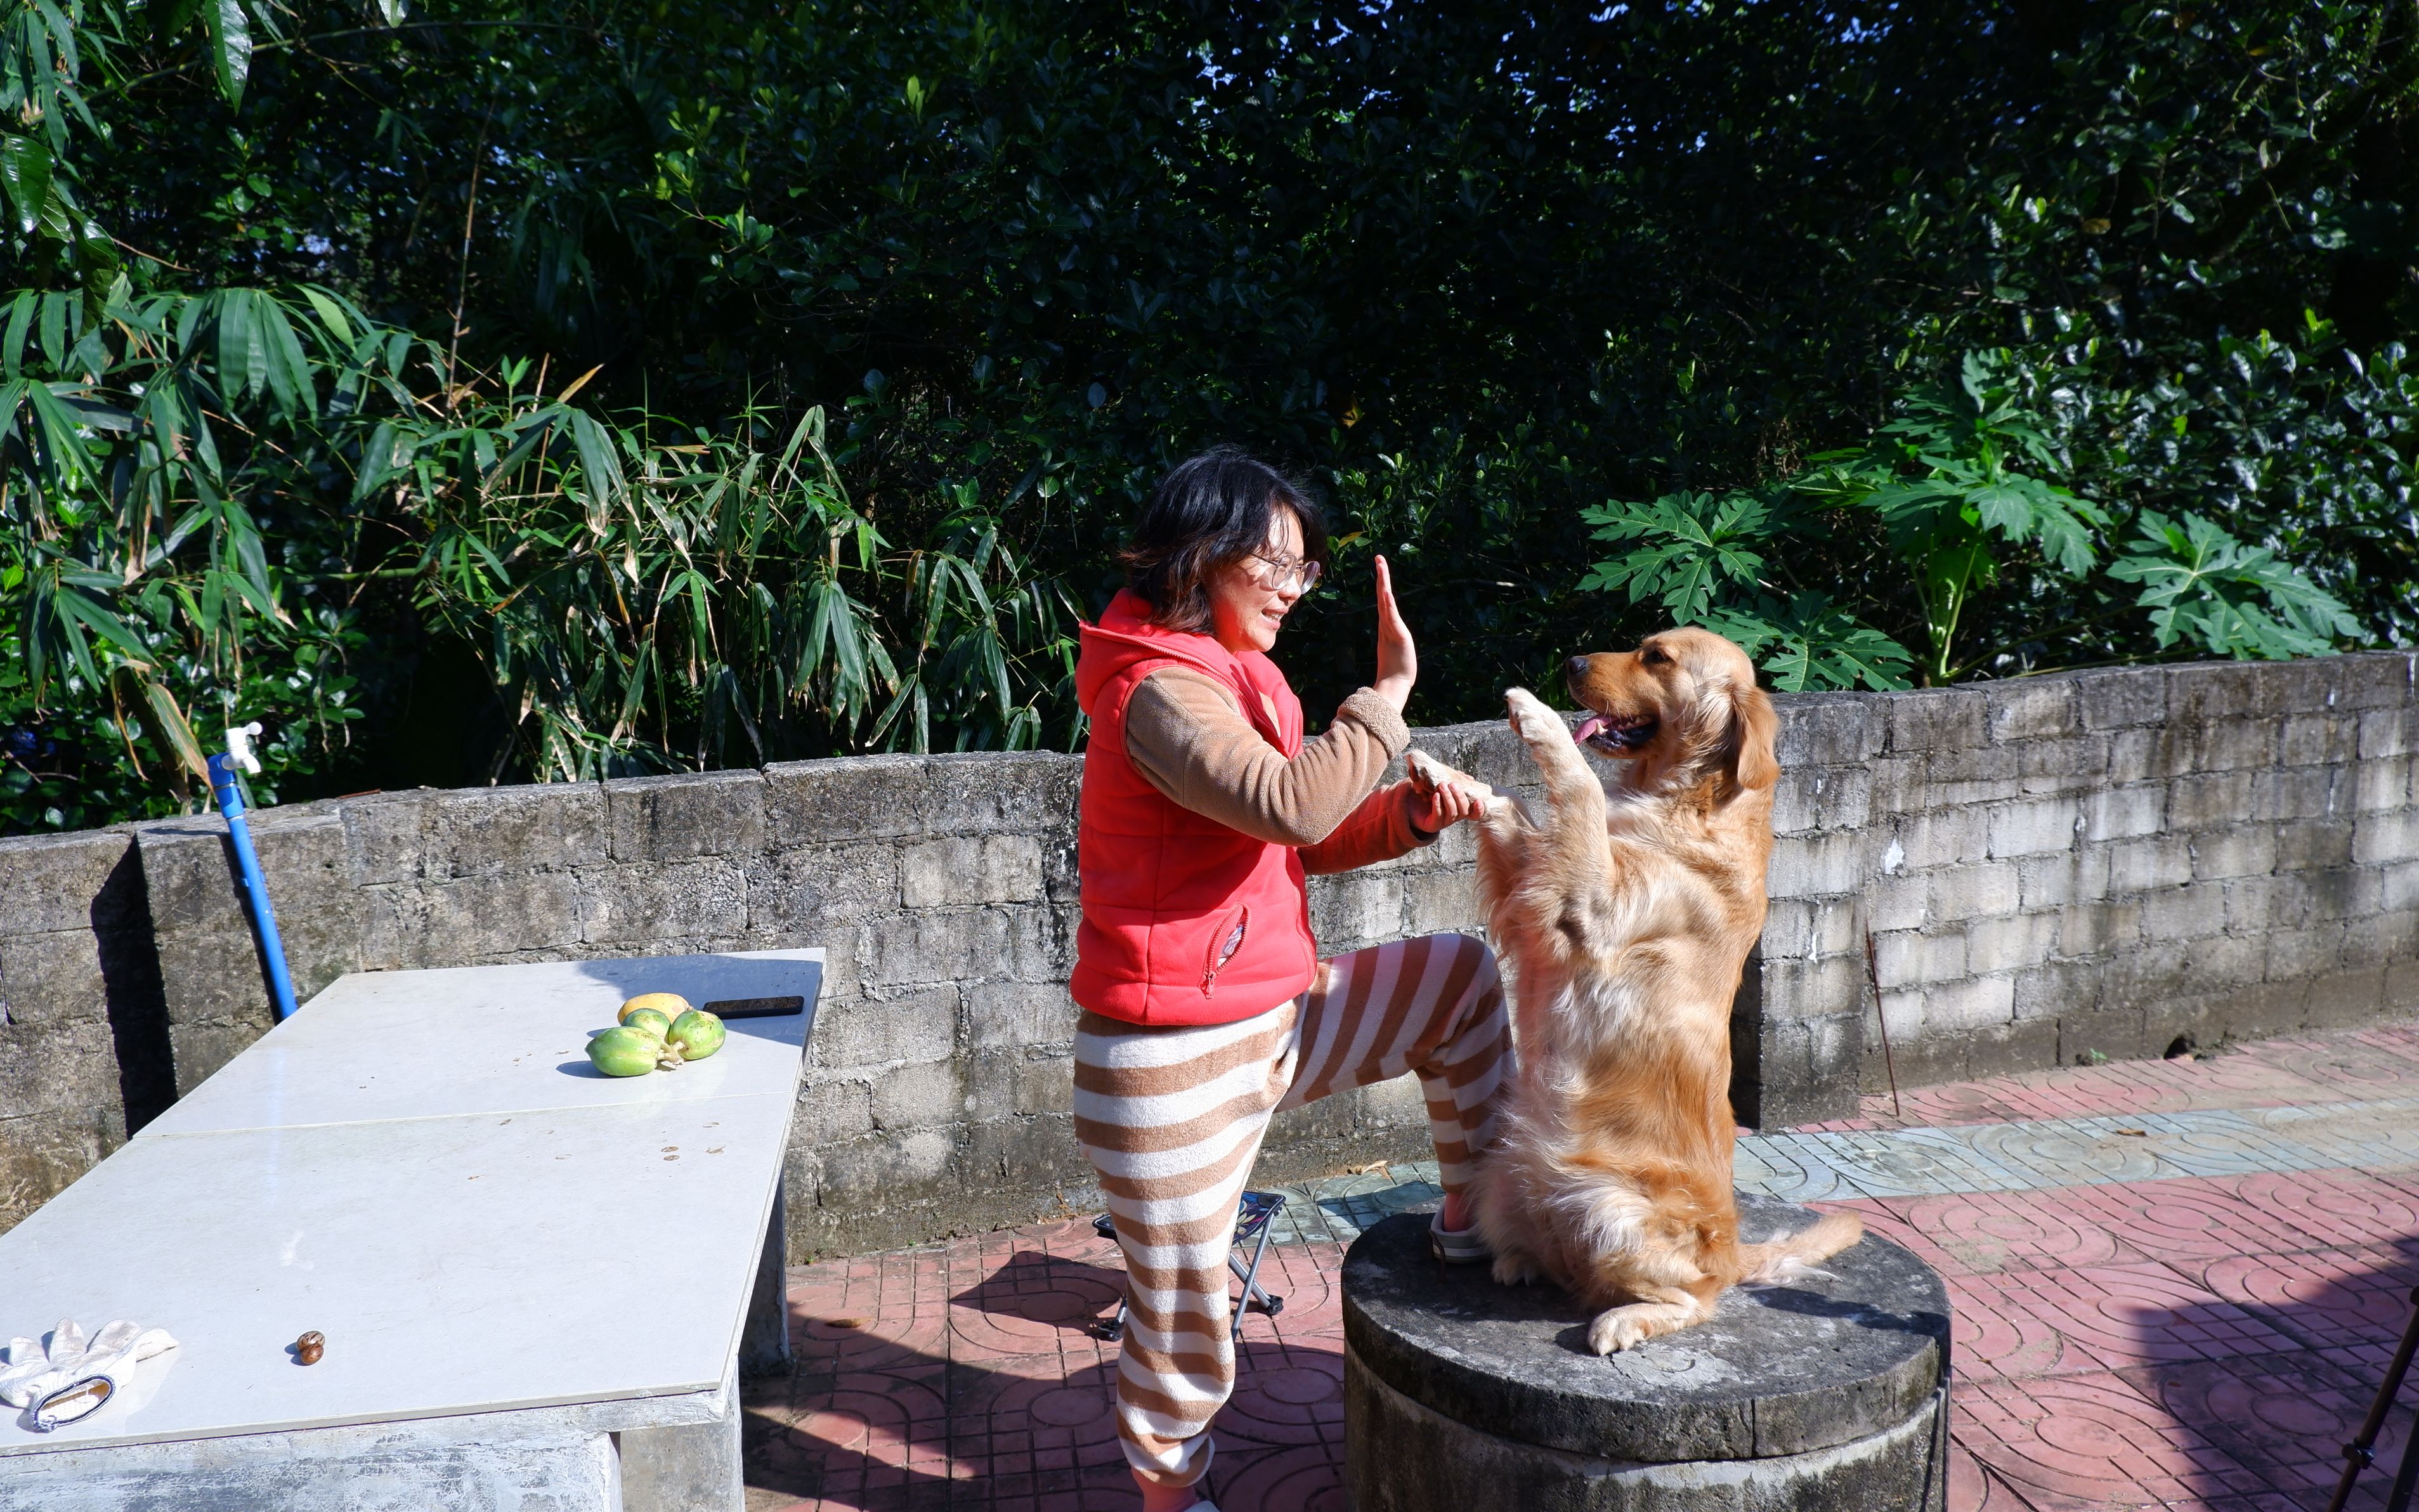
[1298,781,1437,874]
[1123,667,1417,849]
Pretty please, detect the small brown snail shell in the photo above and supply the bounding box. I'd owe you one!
[295,1331,325,1365]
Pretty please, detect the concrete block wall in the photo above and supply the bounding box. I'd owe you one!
[2,651,2415,1256]
[1848,656,2419,1095]
[0,831,171,1229]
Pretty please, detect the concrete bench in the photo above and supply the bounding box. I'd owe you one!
[1343,1195,1952,1512]
[0,949,822,1512]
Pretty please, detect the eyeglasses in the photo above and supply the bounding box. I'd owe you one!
[1248,551,1322,594]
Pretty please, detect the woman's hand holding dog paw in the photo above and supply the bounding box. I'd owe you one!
[1405,749,1489,831]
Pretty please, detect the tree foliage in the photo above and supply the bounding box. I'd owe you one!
[1,0,2416,826]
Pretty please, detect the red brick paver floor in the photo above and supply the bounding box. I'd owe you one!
[745,1022,2419,1511]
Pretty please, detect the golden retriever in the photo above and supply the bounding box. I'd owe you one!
[1405,627,1862,1353]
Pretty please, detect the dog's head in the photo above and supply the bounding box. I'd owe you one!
[1562,627,1777,795]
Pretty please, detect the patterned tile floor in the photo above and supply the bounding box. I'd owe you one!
[744,1020,2419,1511]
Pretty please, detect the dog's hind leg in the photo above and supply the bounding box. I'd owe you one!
[1586,1286,1714,1355]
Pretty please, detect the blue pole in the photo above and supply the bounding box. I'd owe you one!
[207,752,299,1022]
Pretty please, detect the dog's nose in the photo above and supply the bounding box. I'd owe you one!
[1565,655,1591,680]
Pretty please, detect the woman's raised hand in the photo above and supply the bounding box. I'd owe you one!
[1373,554,1416,713]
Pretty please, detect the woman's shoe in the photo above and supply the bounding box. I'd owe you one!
[1428,1209,1492,1264]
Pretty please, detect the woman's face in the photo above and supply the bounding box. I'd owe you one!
[1206,507,1311,654]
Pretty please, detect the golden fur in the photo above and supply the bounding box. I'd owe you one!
[1405,627,1862,1353]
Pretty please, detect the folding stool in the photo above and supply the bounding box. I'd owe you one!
[1091,1190,1288,1344]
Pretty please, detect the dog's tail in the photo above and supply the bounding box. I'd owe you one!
[1737,1210,1864,1284]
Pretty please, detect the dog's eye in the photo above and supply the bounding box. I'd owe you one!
[1640,646,1668,666]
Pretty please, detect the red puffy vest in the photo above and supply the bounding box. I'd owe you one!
[1070,590,1319,1026]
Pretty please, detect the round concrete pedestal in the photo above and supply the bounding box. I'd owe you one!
[1342,1196,1950,1512]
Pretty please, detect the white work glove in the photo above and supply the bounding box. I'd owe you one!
[0,1319,179,1428]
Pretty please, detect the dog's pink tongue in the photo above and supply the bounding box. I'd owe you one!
[1573,715,1608,745]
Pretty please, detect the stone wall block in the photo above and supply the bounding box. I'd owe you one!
[2108,724,2201,783]
[1883,689,1985,755]
[134,822,249,935]
[810,987,958,1071]
[2168,662,2266,724]
[2075,667,2168,731]
[1310,872,1409,951]
[579,860,748,944]
[2180,932,2267,993]
[815,1128,958,1206]
[1985,679,2082,743]
[1886,808,1989,870]
[750,845,903,934]
[2059,899,2143,959]
[1965,911,2063,975]
[2018,735,2110,795]
[1916,974,2017,1033]
[1771,691,1880,767]
[862,910,1013,988]
[2307,866,2385,923]
[2082,785,2167,842]
[2253,767,2341,823]
[1870,871,1928,932]
[917,752,1083,837]
[2280,714,2357,769]
[1404,868,1485,937]
[0,832,140,937]
[2355,809,2419,868]
[2139,882,2234,944]
[605,771,767,861]
[2356,758,2415,815]
[1766,831,1865,899]
[2165,772,2257,831]
[2360,707,2418,761]
[764,755,934,842]
[2108,835,2194,893]
[2338,651,2416,710]
[1007,906,1078,984]
[379,870,586,965]
[2188,827,2278,883]
[2018,847,2113,910]
[0,931,108,1026]
[797,1079,876,1144]
[1929,862,2022,920]
[424,784,607,875]
[2225,875,2314,934]
[871,1059,966,1131]
[2196,719,2285,773]
[339,792,431,885]
[2264,923,2350,982]
[2012,958,2104,1020]
[1873,929,1967,989]
[900,835,1047,909]
[1756,953,1862,1022]
[1987,797,2082,859]
[963,981,1078,1051]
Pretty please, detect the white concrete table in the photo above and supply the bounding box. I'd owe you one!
[0,949,822,1512]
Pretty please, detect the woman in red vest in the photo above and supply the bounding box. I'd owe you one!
[1072,446,1508,1511]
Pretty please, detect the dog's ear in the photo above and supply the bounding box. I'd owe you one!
[1725,682,1779,792]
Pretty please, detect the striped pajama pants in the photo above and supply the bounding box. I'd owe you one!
[1072,932,1509,1489]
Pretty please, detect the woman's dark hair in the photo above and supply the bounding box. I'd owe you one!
[1122,445,1329,631]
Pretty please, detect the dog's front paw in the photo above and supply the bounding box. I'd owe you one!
[1489,1251,1542,1287]
[1588,1305,1658,1355]
[1503,687,1567,749]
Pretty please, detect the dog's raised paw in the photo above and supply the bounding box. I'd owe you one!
[1503,687,1565,746]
